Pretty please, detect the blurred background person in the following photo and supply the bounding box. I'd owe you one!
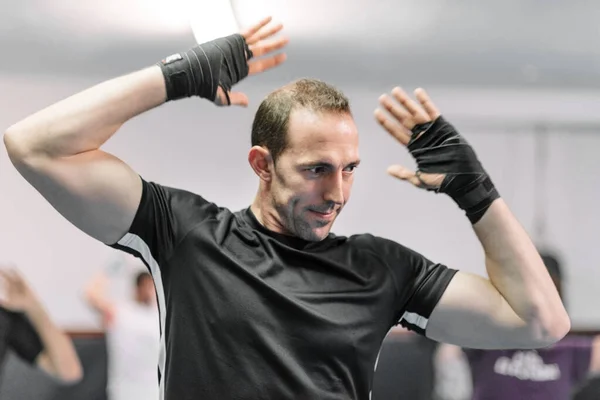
[84,256,160,400]
[0,268,83,386]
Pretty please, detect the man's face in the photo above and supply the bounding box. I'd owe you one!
[268,108,360,241]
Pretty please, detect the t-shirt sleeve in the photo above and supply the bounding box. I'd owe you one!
[7,312,44,364]
[373,236,458,335]
[109,178,219,271]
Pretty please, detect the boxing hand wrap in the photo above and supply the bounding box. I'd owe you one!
[158,34,253,105]
[407,116,500,224]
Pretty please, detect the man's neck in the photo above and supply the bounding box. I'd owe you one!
[250,197,288,236]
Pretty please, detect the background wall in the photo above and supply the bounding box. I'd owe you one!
[2,72,599,329]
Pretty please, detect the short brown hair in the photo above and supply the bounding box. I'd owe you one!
[251,78,351,162]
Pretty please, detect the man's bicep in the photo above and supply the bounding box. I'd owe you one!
[11,150,142,245]
[426,271,530,349]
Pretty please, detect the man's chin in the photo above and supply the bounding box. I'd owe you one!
[306,224,333,242]
[292,213,336,241]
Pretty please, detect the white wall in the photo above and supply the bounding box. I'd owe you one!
[1,72,599,329]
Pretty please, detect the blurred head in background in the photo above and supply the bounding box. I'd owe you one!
[134,272,156,306]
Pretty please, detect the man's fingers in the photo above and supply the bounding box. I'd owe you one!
[249,36,289,58]
[240,16,273,42]
[228,92,249,107]
[414,88,441,120]
[246,21,284,46]
[416,172,445,188]
[374,109,411,146]
[378,94,412,129]
[391,88,426,118]
[248,53,287,75]
[387,165,423,187]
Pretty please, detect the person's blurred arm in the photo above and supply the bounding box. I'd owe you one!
[587,336,600,375]
[84,271,117,327]
[433,344,472,400]
[1,270,82,383]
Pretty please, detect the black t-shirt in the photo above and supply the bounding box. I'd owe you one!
[110,179,457,400]
[0,307,44,375]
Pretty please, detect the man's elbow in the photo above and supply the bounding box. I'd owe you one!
[3,126,33,166]
[4,128,21,159]
[548,311,571,342]
[529,311,571,349]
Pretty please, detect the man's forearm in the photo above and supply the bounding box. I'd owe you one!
[25,300,82,382]
[4,66,166,159]
[473,199,570,340]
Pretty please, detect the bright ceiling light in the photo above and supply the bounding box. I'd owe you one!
[231,0,442,44]
[189,0,240,44]
[44,0,240,39]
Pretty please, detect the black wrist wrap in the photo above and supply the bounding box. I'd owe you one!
[158,33,253,105]
[408,116,500,224]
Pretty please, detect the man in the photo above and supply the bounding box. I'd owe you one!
[85,260,160,400]
[434,253,600,400]
[0,269,82,387]
[3,16,569,400]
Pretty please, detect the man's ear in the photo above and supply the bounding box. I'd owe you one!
[248,146,273,182]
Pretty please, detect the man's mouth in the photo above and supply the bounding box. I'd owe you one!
[309,209,336,218]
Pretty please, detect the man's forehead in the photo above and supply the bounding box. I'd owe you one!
[288,113,357,143]
[286,144,360,165]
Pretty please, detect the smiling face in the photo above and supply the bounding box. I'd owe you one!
[261,108,360,241]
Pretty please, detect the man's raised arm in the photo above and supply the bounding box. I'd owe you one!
[374,87,570,349]
[3,17,287,245]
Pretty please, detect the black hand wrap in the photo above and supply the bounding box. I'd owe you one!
[407,116,500,224]
[157,34,253,105]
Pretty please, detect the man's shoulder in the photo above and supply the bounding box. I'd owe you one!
[142,178,229,219]
[345,233,413,255]
[144,179,216,205]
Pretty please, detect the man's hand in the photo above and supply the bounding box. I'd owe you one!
[216,16,289,107]
[160,16,288,107]
[0,269,39,314]
[374,87,444,188]
[374,87,500,224]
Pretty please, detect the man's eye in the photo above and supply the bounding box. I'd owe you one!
[308,167,326,174]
